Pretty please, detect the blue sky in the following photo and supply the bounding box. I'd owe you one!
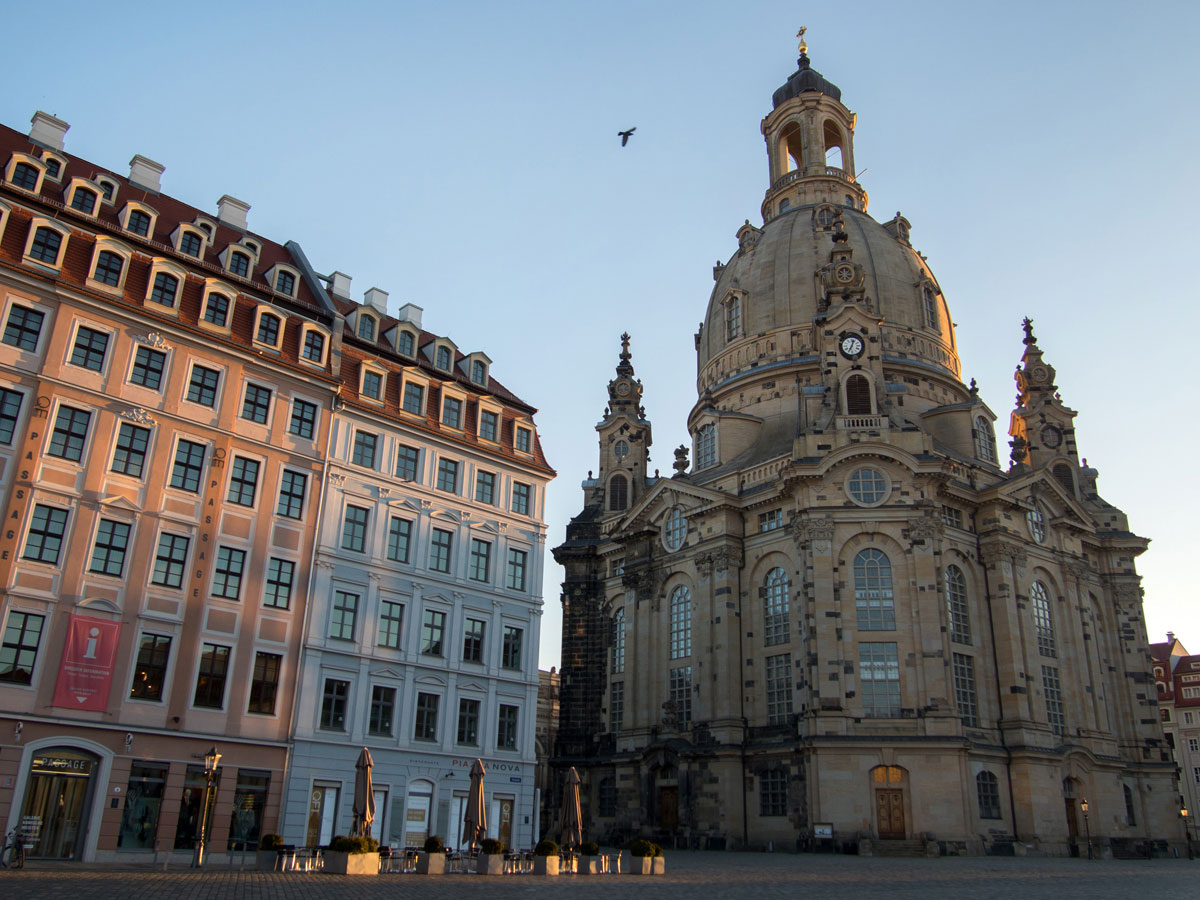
[6,1,1198,668]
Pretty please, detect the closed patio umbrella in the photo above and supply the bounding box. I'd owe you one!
[461,759,487,851]
[351,747,376,838]
[561,767,582,849]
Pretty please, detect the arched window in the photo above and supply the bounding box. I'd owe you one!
[71,186,98,214]
[150,272,179,307]
[976,771,1001,819]
[93,250,125,287]
[780,121,803,173]
[922,286,939,331]
[398,331,415,357]
[854,548,894,630]
[436,346,452,370]
[608,474,627,511]
[256,312,281,347]
[695,424,716,469]
[611,608,625,674]
[823,120,844,171]
[973,416,996,463]
[946,565,971,644]
[763,567,790,646]
[471,360,486,384]
[12,161,40,191]
[1123,784,1136,826]
[726,295,742,341]
[669,585,691,659]
[29,225,64,265]
[1031,581,1055,657]
[846,374,872,415]
[358,316,376,341]
[1052,463,1074,495]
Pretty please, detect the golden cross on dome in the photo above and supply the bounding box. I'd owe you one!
[797,26,808,55]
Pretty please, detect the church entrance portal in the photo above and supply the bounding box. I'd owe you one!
[871,765,907,840]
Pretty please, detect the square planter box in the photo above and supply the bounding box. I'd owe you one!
[533,855,559,875]
[257,850,280,871]
[324,851,380,875]
[628,856,664,874]
[476,854,505,875]
[653,857,666,875]
[417,851,445,874]
[579,857,601,874]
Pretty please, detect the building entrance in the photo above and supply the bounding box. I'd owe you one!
[20,749,98,859]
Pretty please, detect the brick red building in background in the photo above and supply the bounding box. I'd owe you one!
[1151,633,1200,832]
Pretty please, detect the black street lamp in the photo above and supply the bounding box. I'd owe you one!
[1080,798,1093,860]
[191,746,221,868]
[1183,807,1193,860]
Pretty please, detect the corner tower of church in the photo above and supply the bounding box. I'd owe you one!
[553,34,1178,857]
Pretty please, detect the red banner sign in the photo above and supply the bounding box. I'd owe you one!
[52,615,121,712]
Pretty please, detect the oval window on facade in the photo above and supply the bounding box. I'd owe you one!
[846,467,889,506]
[663,507,687,551]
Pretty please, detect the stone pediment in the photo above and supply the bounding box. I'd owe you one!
[78,596,121,613]
[98,495,141,512]
[983,469,1096,535]
[619,478,728,533]
[414,673,448,687]
[457,680,487,693]
[368,666,406,680]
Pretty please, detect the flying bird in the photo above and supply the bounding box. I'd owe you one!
[618,127,636,147]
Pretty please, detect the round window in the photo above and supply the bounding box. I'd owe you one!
[1026,504,1046,543]
[663,507,687,551]
[846,467,889,506]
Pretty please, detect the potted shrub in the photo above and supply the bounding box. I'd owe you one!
[417,835,445,875]
[476,838,505,876]
[533,839,560,876]
[257,833,284,870]
[627,838,663,875]
[579,841,601,874]
[324,835,380,876]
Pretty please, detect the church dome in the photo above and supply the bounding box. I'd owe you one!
[771,54,842,107]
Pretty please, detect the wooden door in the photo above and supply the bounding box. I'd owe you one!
[875,789,905,839]
[658,787,679,830]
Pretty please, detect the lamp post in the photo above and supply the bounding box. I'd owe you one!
[1183,807,1193,860]
[1080,798,1092,860]
[191,746,221,868]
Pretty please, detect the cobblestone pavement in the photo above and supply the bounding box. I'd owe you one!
[3,852,1196,900]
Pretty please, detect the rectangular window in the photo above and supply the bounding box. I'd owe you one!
[515,427,531,453]
[758,509,782,532]
[610,681,624,732]
[942,507,964,529]
[475,471,495,504]
[387,518,412,564]
[436,458,458,493]
[289,399,317,438]
[170,439,206,492]
[342,505,369,552]
[479,409,498,442]
[111,423,150,478]
[953,652,979,727]
[211,546,246,600]
[193,642,230,709]
[247,652,281,715]
[430,528,453,573]
[402,382,424,415]
[457,698,480,745]
[330,591,358,641]
[129,633,171,701]
[506,548,527,591]
[0,612,45,684]
[1042,665,1065,735]
[227,457,260,506]
[3,304,45,351]
[670,665,693,728]
[469,539,491,582]
[320,678,349,730]
[276,470,307,518]
[361,369,383,400]
[117,764,167,850]
[378,600,404,648]
[0,388,24,444]
[760,769,788,817]
[23,504,68,564]
[351,431,377,468]
[512,482,531,516]
[264,558,294,609]
[89,518,131,577]
[369,685,396,736]
[497,704,519,750]
[859,642,901,718]
[130,346,166,390]
[48,405,91,461]
[765,653,793,725]
[442,396,462,428]
[151,532,190,587]
[415,692,440,741]
[187,365,221,407]
[422,609,446,656]
[502,625,523,670]
[241,384,272,424]
[396,445,419,481]
[70,326,109,371]
[463,617,486,663]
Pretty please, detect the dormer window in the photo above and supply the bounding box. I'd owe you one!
[397,329,416,357]
[401,374,427,416]
[178,230,204,258]
[243,240,260,258]
[360,365,385,401]
[42,156,63,180]
[196,220,215,240]
[10,159,42,192]
[515,424,532,454]
[150,272,180,307]
[695,423,717,469]
[436,346,452,370]
[70,185,98,215]
[96,178,116,202]
[358,315,376,342]
[88,240,132,292]
[201,287,232,329]
[442,395,463,429]
[973,416,996,463]
[122,205,156,238]
[275,269,296,296]
[25,222,67,267]
[478,400,502,443]
[301,328,326,364]
[255,311,282,348]
[227,249,251,278]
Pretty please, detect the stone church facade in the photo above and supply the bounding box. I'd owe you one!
[552,46,1180,856]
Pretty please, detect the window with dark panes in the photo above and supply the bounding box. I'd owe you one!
[0,388,24,444]
[414,692,439,740]
[179,231,203,257]
[170,440,205,492]
[3,304,45,350]
[402,382,424,414]
[378,600,404,648]
[320,678,349,730]
[247,652,281,714]
[497,704,519,750]
[302,330,325,362]
[193,643,230,708]
[187,365,221,407]
[515,427,531,453]
[150,272,179,307]
[212,546,246,600]
[28,226,63,264]
[48,406,91,460]
[502,626,523,669]
[457,698,480,745]
[275,270,295,295]
[227,457,260,506]
[70,326,109,370]
[151,533,190,587]
[395,445,419,480]
[0,612,45,684]
[422,609,445,656]
[463,618,485,663]
[429,528,452,573]
[759,770,788,817]
[369,686,396,736]
[130,346,166,389]
[111,423,150,478]
[512,482,531,516]
[442,396,462,428]
[129,633,171,700]
[241,384,272,424]
[436,346,451,369]
[479,409,498,441]
[330,591,358,641]
[436,458,458,493]
[12,161,39,190]
[475,471,495,504]
[71,187,97,214]
[358,316,376,341]
[256,313,280,345]
[117,764,167,850]
[276,470,307,518]
[264,558,294,609]
[127,209,152,236]
[352,431,378,468]
[229,251,250,277]
[398,331,415,356]
[92,250,124,287]
[89,518,131,576]
[472,360,486,384]
[23,505,68,564]
[342,505,369,552]
[387,518,412,564]
[289,399,317,438]
[203,293,229,326]
[506,549,527,591]
[469,539,491,582]
[361,369,382,399]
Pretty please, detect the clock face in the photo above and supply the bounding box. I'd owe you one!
[614,440,630,460]
[835,264,855,283]
[1041,426,1062,449]
[840,334,864,358]
[616,382,630,396]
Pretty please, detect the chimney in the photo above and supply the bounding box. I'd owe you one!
[364,287,389,315]
[327,271,352,300]
[29,111,69,151]
[1167,631,1175,644]
[216,194,250,231]
[128,155,165,192]
[396,302,423,329]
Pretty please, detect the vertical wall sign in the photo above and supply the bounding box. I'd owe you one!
[52,615,121,711]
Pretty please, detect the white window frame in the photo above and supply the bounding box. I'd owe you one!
[5,153,46,194]
[198,280,237,336]
[64,177,101,218]
[220,243,257,281]
[359,362,387,404]
[144,258,187,316]
[21,217,70,271]
[85,236,134,295]
[119,201,158,239]
[252,307,286,351]
[298,322,330,368]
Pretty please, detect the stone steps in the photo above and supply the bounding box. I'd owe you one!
[868,839,928,858]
